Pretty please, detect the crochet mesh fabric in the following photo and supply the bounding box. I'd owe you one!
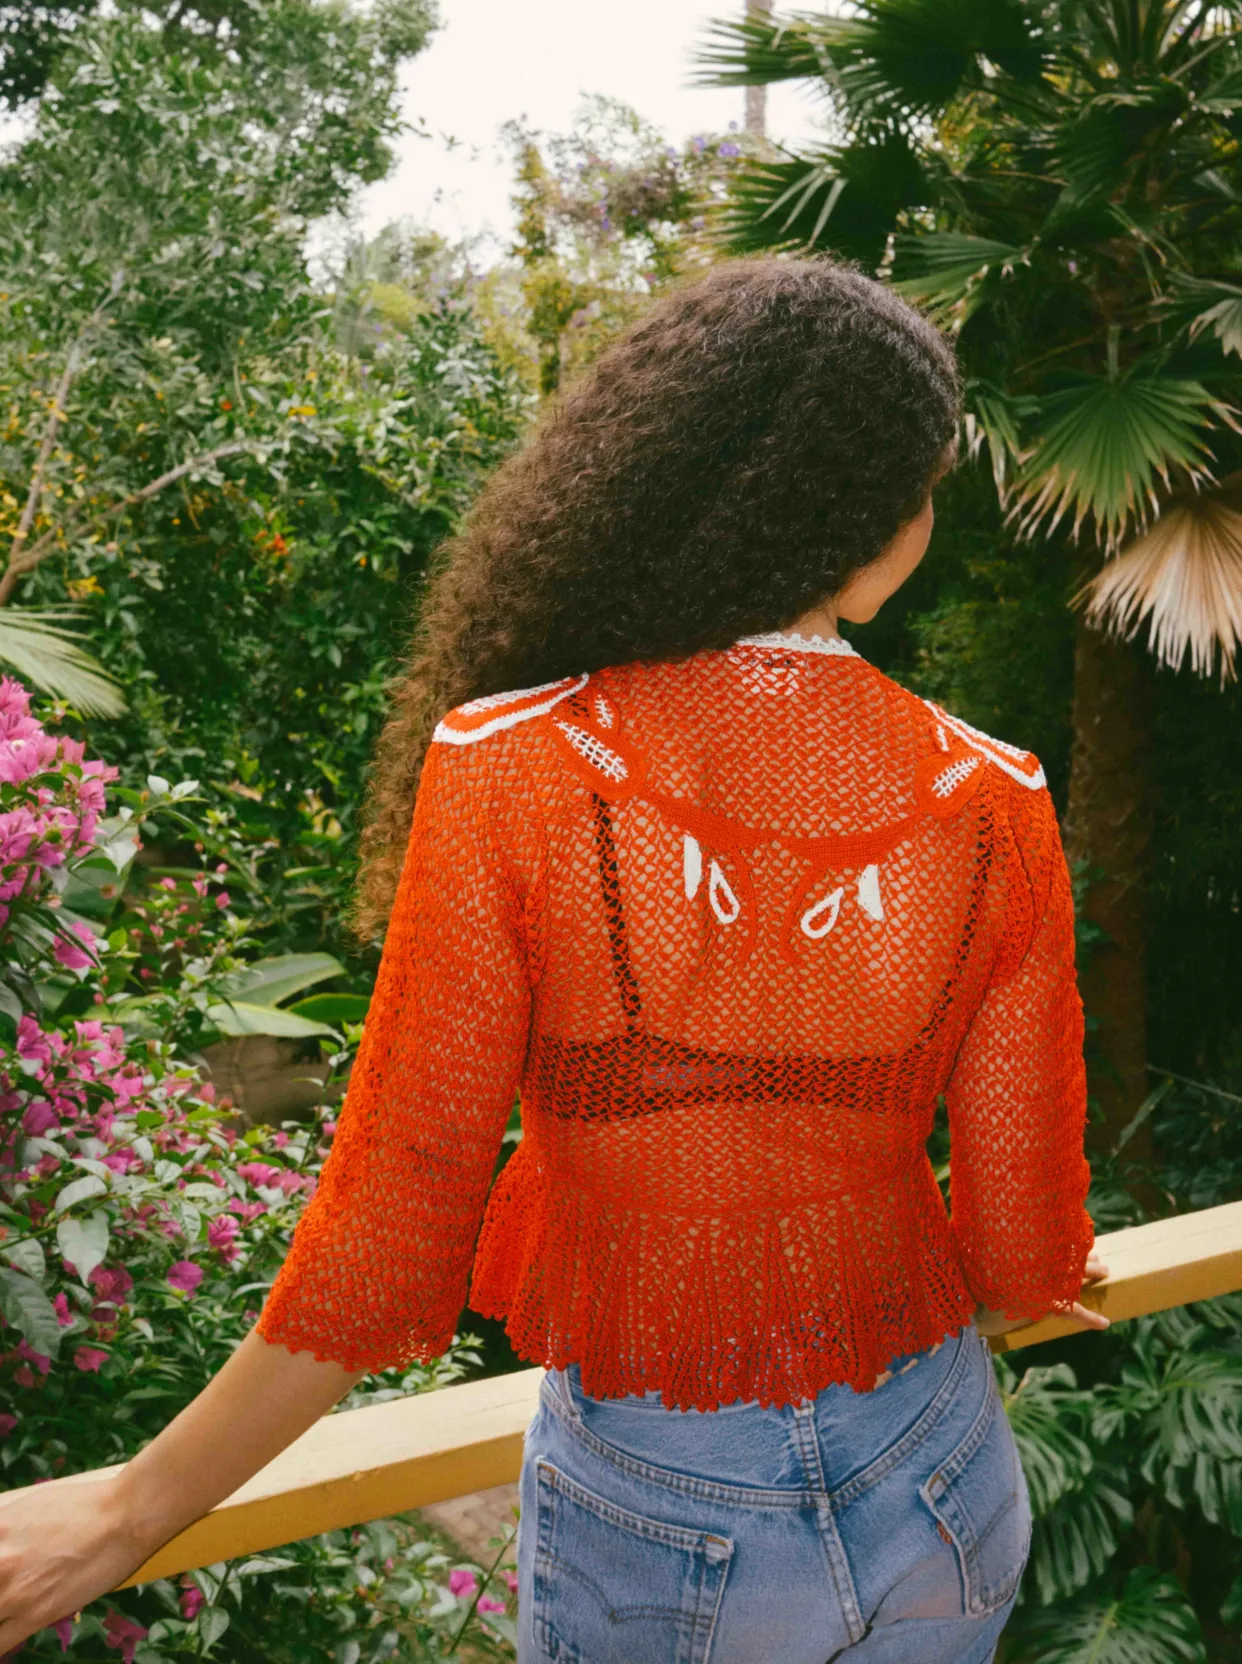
[259,635,1093,1410]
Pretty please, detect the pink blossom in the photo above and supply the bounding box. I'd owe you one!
[53,1292,72,1327]
[53,1615,74,1652]
[53,920,97,973]
[478,1596,506,1614]
[21,1099,59,1137]
[214,891,230,909]
[167,1260,203,1295]
[14,1340,50,1376]
[271,1130,289,1149]
[179,1585,205,1621]
[237,1161,283,1190]
[73,1347,109,1373]
[502,1569,519,1594]
[0,1413,17,1437]
[15,1015,54,1067]
[448,1569,478,1599]
[89,1265,134,1306]
[229,1199,265,1224]
[207,1214,240,1262]
[102,1609,148,1664]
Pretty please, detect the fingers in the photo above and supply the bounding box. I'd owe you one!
[1066,1299,1109,1331]
[1083,1250,1110,1282]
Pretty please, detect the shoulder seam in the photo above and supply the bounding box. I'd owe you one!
[922,699,1047,790]
[432,674,589,746]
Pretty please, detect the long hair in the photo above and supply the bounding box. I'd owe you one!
[354,256,961,938]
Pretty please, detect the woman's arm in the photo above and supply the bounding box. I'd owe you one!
[0,1331,362,1656]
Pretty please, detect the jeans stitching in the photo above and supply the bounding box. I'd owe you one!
[828,1324,978,1508]
[536,1321,979,1513]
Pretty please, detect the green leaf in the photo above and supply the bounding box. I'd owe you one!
[287,991,369,1024]
[1009,1567,1204,1664]
[1027,1466,1133,1605]
[1006,1363,1095,1515]
[196,1608,230,1654]
[1013,366,1232,545]
[217,952,346,1008]
[0,609,125,718]
[2,1237,46,1280]
[0,1266,61,1359]
[204,999,334,1039]
[891,231,1024,322]
[53,1173,108,1212]
[57,1210,110,1281]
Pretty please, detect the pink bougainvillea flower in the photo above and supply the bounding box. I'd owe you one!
[102,1609,148,1664]
[89,1265,134,1307]
[15,1014,53,1067]
[73,1346,109,1373]
[53,1292,72,1327]
[179,1585,205,1621]
[236,1161,283,1190]
[214,891,230,910]
[21,1099,59,1137]
[167,1260,203,1295]
[502,1569,519,1594]
[14,1340,50,1376]
[478,1596,506,1614]
[53,920,97,973]
[448,1569,478,1599]
[207,1214,240,1262]
[0,1413,17,1437]
[52,1614,74,1652]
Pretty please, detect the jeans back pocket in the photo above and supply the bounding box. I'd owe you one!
[919,1379,1032,1617]
[532,1459,734,1664]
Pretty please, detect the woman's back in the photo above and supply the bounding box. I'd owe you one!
[260,633,1092,1409]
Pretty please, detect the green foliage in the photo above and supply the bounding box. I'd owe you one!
[1008,1567,1205,1664]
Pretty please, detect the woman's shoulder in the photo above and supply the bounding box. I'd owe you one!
[431,674,589,749]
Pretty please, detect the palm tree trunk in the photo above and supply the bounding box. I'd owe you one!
[1062,610,1154,1155]
[745,0,772,136]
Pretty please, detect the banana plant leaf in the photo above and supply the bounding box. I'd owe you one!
[216,952,346,1009]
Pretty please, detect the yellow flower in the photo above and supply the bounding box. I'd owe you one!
[287,404,317,417]
[67,574,104,600]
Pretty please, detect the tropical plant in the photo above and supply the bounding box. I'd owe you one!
[0,676,520,1661]
[698,0,1242,1148]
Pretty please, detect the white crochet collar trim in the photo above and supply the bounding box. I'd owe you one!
[733,630,861,659]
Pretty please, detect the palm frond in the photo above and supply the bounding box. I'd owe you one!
[715,135,926,265]
[1081,474,1242,681]
[0,610,125,717]
[1165,273,1242,358]
[890,231,1025,325]
[1012,366,1235,547]
[963,381,1040,495]
[693,13,834,89]
[842,0,1047,120]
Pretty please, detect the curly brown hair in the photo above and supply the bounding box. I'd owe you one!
[354,256,961,937]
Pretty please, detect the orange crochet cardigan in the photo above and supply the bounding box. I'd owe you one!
[258,633,1094,1410]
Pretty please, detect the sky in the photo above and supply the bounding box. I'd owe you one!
[350,0,828,256]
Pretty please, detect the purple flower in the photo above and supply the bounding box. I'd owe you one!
[102,1610,148,1664]
[719,142,740,158]
[167,1260,203,1295]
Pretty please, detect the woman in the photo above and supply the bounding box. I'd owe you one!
[0,258,1105,1662]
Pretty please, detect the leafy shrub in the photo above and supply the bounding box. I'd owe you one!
[0,681,519,1661]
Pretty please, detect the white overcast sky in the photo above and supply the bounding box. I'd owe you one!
[353,0,828,254]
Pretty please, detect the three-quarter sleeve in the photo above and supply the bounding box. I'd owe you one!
[257,739,533,1373]
[945,778,1094,1322]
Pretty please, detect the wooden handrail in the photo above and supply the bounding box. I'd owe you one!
[8,1200,1242,1586]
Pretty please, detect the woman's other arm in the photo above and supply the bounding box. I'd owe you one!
[0,1332,362,1654]
[946,776,1103,1333]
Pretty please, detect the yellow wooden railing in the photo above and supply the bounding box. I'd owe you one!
[7,1200,1242,1586]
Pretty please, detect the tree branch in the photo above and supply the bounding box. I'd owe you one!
[0,441,256,608]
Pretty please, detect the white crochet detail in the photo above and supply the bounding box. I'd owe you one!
[801,886,844,939]
[924,700,1047,789]
[734,632,860,659]
[433,674,587,745]
[709,860,741,925]
[858,863,884,922]
[553,721,629,782]
[683,835,703,901]
[593,693,615,730]
[930,754,983,798]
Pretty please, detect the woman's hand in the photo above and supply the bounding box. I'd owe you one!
[0,1474,154,1657]
[974,1248,1111,1338]
[0,1328,364,1657]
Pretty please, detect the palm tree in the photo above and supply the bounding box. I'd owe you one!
[698,0,1242,1148]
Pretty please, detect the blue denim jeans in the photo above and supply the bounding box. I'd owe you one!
[515,1322,1030,1663]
